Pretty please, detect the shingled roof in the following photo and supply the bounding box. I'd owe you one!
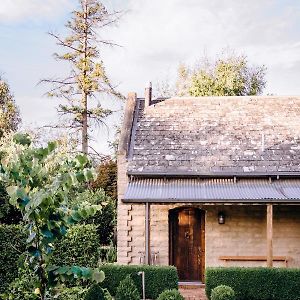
[122,95,300,175]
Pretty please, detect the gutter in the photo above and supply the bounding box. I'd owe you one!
[127,171,300,179]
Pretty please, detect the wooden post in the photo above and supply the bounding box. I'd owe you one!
[267,204,273,267]
[145,202,151,265]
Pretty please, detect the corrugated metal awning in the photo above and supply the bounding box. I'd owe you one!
[123,178,300,203]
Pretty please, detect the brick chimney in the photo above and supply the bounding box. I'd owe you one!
[144,81,152,107]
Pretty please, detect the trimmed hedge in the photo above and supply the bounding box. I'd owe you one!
[99,264,178,299]
[206,267,300,300]
[0,224,101,293]
[51,224,101,267]
[0,225,26,293]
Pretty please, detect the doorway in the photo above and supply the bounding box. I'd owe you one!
[169,207,205,282]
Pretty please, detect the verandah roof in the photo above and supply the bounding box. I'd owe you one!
[123,178,300,203]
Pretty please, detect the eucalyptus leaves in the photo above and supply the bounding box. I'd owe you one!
[0,134,104,299]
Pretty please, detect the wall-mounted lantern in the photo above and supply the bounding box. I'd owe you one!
[218,212,225,224]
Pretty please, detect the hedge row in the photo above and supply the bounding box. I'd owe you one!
[0,225,26,293]
[206,267,300,300]
[99,264,178,299]
[0,224,100,292]
[50,224,100,267]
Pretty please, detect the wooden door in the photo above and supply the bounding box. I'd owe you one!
[169,208,205,282]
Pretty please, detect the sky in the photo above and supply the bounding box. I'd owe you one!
[0,0,299,154]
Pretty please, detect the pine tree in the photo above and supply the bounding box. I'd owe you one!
[42,0,123,154]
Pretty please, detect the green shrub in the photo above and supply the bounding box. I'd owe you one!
[69,189,116,245]
[55,286,87,300]
[157,289,184,300]
[0,224,26,293]
[206,267,300,300]
[99,243,117,263]
[99,264,178,299]
[0,224,102,293]
[115,275,140,300]
[0,182,22,224]
[50,224,100,267]
[211,285,235,300]
[84,284,111,300]
[2,262,39,300]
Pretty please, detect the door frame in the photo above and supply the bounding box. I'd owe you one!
[169,207,205,282]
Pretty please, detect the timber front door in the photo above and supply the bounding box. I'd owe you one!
[169,208,205,282]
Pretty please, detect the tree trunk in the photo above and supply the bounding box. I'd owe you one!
[82,92,88,154]
[81,0,88,155]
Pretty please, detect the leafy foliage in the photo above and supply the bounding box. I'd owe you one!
[99,264,178,299]
[92,159,117,201]
[0,76,21,139]
[50,224,100,267]
[85,284,112,300]
[54,286,87,300]
[206,267,300,300]
[157,289,184,300]
[99,242,117,263]
[42,0,123,153]
[115,275,140,300]
[0,182,22,224]
[187,52,266,96]
[0,225,26,293]
[2,262,39,300]
[0,224,105,296]
[211,285,235,300]
[69,188,116,245]
[0,134,104,299]
[155,51,267,98]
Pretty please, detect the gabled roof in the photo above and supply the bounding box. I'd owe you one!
[122,96,300,175]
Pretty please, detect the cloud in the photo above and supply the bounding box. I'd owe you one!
[2,0,299,155]
[100,0,300,95]
[0,0,74,23]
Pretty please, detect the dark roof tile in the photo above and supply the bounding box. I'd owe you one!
[127,96,300,174]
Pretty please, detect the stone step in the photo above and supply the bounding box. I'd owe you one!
[179,286,207,300]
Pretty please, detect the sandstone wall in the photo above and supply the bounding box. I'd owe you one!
[118,200,300,269]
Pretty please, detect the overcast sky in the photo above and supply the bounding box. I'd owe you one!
[0,0,299,154]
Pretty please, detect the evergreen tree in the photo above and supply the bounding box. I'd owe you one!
[42,0,123,154]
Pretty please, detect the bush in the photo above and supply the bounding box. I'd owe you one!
[50,224,100,267]
[99,264,178,299]
[157,289,184,300]
[99,243,117,263]
[84,284,112,300]
[2,264,38,300]
[0,224,102,293]
[92,198,116,245]
[211,285,235,300]
[55,286,87,300]
[206,267,300,300]
[0,224,26,293]
[69,189,116,245]
[115,275,140,300]
[0,183,22,224]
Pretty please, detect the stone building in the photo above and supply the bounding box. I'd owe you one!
[117,89,300,283]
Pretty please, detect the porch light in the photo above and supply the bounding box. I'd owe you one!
[218,212,225,224]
